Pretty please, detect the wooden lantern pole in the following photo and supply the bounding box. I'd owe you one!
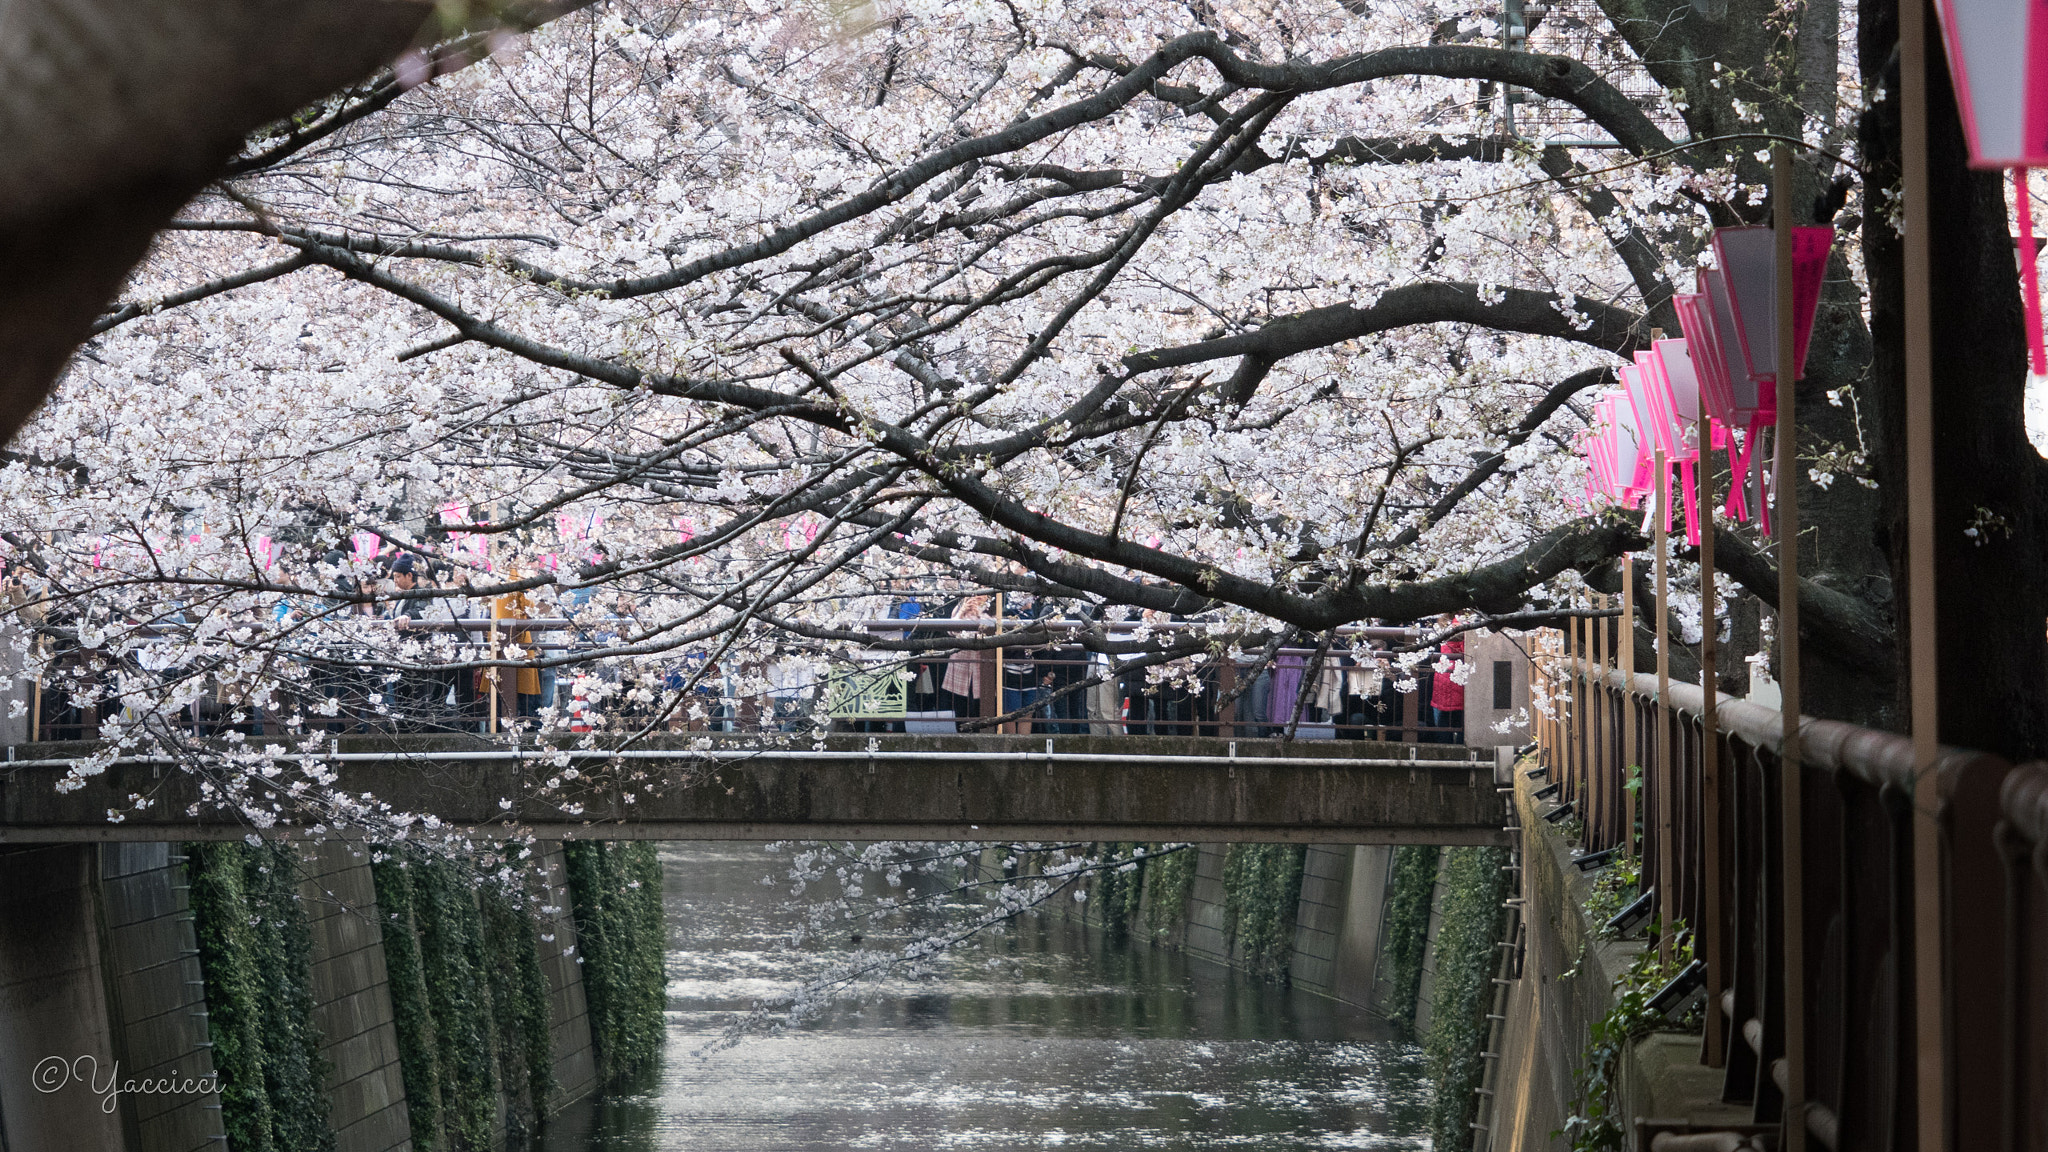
[1621,554,1638,862]
[1899,4,1944,1145]
[1698,374,1726,1067]
[1654,446,1673,965]
[1772,142,1808,1152]
[1593,591,1608,842]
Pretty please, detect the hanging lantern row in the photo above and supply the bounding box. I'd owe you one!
[1928,0,2048,370]
[1581,225,1834,541]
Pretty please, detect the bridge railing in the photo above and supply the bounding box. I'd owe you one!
[1528,629,2044,1149]
[21,618,1469,744]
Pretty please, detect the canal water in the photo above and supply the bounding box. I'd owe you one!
[537,842,1433,1150]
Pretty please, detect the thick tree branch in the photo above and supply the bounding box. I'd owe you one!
[1121,283,1644,383]
[1712,530,1895,671]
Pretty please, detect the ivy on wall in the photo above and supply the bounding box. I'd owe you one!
[372,847,564,1151]
[1090,842,1148,939]
[1379,845,1442,1030]
[1421,846,1512,1152]
[562,841,667,1084]
[481,888,558,1136]
[368,858,442,1150]
[184,842,335,1152]
[1561,932,1699,1152]
[413,854,502,1152]
[1221,843,1307,980]
[1142,843,1197,942]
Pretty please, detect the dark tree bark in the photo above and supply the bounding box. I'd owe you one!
[0,0,601,447]
[1861,0,2048,759]
[0,0,437,443]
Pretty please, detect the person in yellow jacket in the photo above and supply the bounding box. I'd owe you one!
[492,576,544,720]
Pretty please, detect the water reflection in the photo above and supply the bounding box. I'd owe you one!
[537,843,1431,1150]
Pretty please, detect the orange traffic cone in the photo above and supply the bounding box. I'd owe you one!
[568,686,593,733]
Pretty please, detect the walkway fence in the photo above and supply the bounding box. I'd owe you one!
[1530,624,2048,1149]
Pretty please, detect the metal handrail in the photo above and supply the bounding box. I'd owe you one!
[1531,640,2035,1147]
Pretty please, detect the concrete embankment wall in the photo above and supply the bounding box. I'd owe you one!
[533,842,601,1107]
[1092,841,1420,1020]
[301,842,413,1152]
[101,843,227,1152]
[1488,769,1749,1152]
[0,840,604,1152]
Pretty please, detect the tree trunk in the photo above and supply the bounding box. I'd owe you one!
[1861,0,2048,760]
[0,0,435,443]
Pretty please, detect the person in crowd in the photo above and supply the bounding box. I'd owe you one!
[1429,614,1466,744]
[492,570,544,723]
[939,594,989,723]
[377,555,438,729]
[385,557,477,729]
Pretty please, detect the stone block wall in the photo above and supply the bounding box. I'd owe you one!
[1333,845,1395,1009]
[0,845,126,1150]
[98,843,225,1152]
[1179,844,1234,967]
[1286,844,1352,996]
[1173,842,1408,1019]
[299,842,413,1152]
[1289,844,1400,1014]
[532,842,599,1110]
[0,839,608,1152]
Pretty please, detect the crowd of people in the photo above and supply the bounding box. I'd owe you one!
[16,554,1471,744]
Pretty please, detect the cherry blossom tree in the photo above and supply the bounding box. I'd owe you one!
[24,0,2048,1040]
[33,0,2038,987]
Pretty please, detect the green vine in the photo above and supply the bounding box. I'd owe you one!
[184,842,334,1152]
[372,847,563,1150]
[1221,843,1307,979]
[1422,847,1512,1152]
[1582,855,1641,933]
[562,841,667,1084]
[1143,843,1197,941]
[411,855,500,1152]
[1559,927,1701,1152]
[481,887,558,1139]
[1089,842,1151,939]
[1380,845,1443,1030]
[368,857,441,1150]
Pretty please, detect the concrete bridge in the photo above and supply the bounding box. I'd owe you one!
[0,733,1513,845]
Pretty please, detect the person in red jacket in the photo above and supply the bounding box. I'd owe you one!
[1430,614,1466,744]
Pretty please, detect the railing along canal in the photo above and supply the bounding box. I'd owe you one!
[1529,627,2048,1149]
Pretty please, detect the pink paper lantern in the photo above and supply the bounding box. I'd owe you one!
[1654,339,1711,543]
[1709,226,1835,394]
[1652,339,1702,433]
[1700,267,1762,422]
[1931,0,2048,168]
[1579,411,1613,502]
[1923,12,2048,371]
[1582,409,1617,501]
[1634,349,1698,464]
[1589,389,1649,507]
[1675,287,1735,427]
